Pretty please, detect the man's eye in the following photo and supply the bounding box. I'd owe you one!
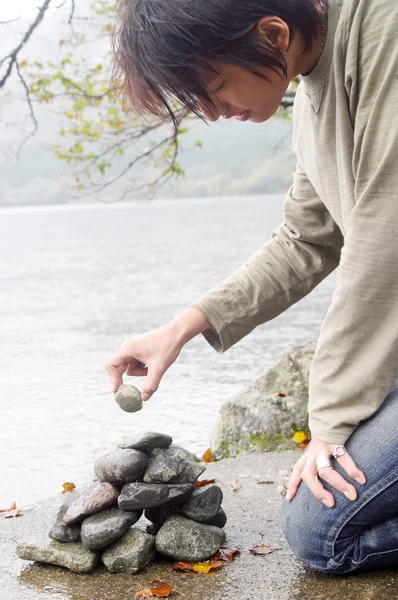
[211,82,225,94]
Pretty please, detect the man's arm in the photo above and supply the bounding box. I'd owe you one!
[189,162,344,352]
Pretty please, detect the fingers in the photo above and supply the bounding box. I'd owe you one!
[318,467,357,501]
[286,458,305,501]
[141,365,164,402]
[302,471,335,508]
[336,452,366,485]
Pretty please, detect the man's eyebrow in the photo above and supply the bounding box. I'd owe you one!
[203,71,224,89]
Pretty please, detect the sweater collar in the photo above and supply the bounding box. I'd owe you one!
[301,0,341,113]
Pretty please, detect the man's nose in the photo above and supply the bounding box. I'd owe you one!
[202,97,227,122]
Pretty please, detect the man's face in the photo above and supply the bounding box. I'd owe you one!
[199,58,291,124]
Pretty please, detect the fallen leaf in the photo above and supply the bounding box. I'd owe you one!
[0,502,23,518]
[135,580,173,598]
[231,479,240,492]
[249,544,274,556]
[173,560,224,574]
[61,482,76,494]
[292,431,309,445]
[212,547,240,562]
[202,448,214,463]
[299,438,311,451]
[275,389,289,397]
[193,479,215,488]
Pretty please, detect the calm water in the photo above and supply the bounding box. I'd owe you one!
[0,196,335,507]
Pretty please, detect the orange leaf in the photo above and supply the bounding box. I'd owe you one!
[275,389,289,397]
[135,580,173,598]
[61,482,76,494]
[212,547,240,562]
[202,448,214,463]
[173,561,193,572]
[249,544,274,556]
[193,479,215,488]
[0,502,23,518]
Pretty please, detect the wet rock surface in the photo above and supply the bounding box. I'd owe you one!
[81,507,141,551]
[179,485,223,523]
[49,499,81,543]
[205,507,227,529]
[117,431,172,451]
[16,539,98,574]
[101,529,156,573]
[143,446,205,484]
[118,482,194,511]
[63,482,119,525]
[156,515,226,562]
[94,449,148,486]
[114,384,143,413]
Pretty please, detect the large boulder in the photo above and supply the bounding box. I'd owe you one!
[211,341,314,459]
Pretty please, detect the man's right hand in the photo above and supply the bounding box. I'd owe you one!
[104,307,212,401]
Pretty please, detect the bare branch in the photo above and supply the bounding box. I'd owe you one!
[14,63,39,158]
[0,17,21,25]
[0,0,52,89]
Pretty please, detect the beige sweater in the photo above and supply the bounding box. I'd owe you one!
[190,0,398,444]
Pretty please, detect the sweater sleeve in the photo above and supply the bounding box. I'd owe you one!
[189,161,344,352]
[308,4,398,443]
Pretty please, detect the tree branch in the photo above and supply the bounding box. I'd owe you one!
[0,0,53,89]
[14,63,39,158]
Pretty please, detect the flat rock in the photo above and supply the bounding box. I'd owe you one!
[102,528,156,573]
[16,539,98,574]
[49,496,81,543]
[117,431,172,452]
[94,449,148,486]
[179,485,223,522]
[63,482,119,525]
[118,482,194,511]
[143,446,205,484]
[156,515,226,562]
[114,384,143,413]
[81,507,141,551]
[205,507,227,529]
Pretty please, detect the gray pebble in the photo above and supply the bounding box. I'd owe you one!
[117,431,172,452]
[179,485,223,523]
[81,507,141,551]
[114,384,143,413]
[102,528,156,573]
[94,449,148,486]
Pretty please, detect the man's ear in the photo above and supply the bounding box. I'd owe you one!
[255,16,290,53]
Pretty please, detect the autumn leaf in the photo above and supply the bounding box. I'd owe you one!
[212,548,240,562]
[0,502,23,518]
[231,479,240,492]
[135,580,173,598]
[194,479,215,488]
[292,431,310,445]
[275,389,289,397]
[202,448,214,463]
[61,482,76,493]
[256,479,274,485]
[249,544,274,556]
[173,560,224,574]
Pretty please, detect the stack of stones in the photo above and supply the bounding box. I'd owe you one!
[17,431,227,574]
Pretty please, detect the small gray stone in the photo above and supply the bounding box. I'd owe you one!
[102,528,156,573]
[117,431,172,452]
[81,507,141,551]
[179,485,223,523]
[144,505,178,526]
[156,515,226,562]
[143,446,205,484]
[205,507,227,529]
[114,384,143,413]
[118,482,194,511]
[16,540,98,574]
[49,496,81,543]
[94,449,148,486]
[63,482,119,525]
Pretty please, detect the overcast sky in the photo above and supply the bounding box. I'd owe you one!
[1,0,45,20]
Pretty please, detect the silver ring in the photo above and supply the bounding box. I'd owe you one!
[333,445,347,459]
[316,455,332,471]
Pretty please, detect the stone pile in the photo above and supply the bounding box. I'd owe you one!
[16,431,227,574]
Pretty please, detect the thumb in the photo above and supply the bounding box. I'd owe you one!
[141,366,163,402]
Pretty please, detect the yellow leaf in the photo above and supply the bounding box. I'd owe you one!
[202,448,214,463]
[61,482,76,493]
[292,431,308,444]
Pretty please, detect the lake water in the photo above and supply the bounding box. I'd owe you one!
[0,195,336,508]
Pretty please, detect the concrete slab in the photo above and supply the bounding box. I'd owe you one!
[1,451,397,600]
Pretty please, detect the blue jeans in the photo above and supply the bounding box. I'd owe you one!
[280,378,398,573]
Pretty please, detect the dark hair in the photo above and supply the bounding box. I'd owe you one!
[112,0,325,124]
